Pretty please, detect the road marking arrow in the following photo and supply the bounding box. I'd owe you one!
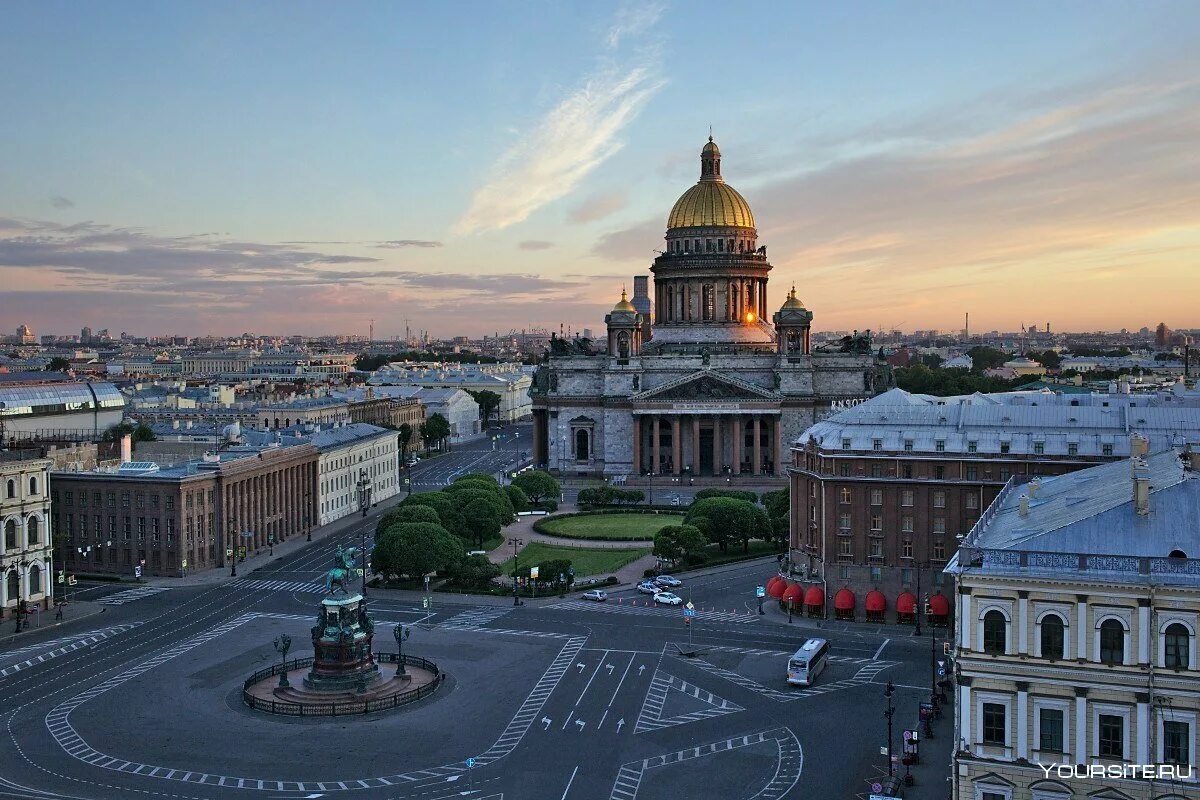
[445,775,461,782]
[638,665,646,675]
[575,719,586,731]
[616,718,625,733]
[606,663,614,675]
[541,717,552,730]
[576,662,586,673]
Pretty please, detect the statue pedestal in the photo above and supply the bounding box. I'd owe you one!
[303,594,381,692]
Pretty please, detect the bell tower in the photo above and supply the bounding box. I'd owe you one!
[773,286,813,355]
[605,288,642,359]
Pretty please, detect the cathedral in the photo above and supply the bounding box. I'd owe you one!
[531,137,889,478]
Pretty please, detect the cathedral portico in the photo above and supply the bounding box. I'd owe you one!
[530,135,890,479]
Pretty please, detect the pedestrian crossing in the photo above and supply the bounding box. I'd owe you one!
[97,587,171,606]
[438,606,514,629]
[634,670,743,733]
[547,600,757,625]
[227,578,325,595]
[0,624,142,677]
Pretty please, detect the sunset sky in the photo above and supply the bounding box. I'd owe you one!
[2,1,1198,339]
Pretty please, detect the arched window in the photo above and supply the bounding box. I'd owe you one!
[1165,623,1190,669]
[27,517,39,546]
[29,476,38,495]
[575,429,589,462]
[1040,613,1066,659]
[983,610,1007,654]
[5,480,13,499]
[4,519,15,550]
[1099,619,1124,664]
[5,570,18,602]
[28,564,41,595]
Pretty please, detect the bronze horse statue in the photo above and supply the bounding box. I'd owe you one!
[324,545,361,596]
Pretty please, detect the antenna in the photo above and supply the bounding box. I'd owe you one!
[368,319,375,343]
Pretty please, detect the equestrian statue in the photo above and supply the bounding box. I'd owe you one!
[324,545,361,596]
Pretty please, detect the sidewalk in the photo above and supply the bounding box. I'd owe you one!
[0,600,107,648]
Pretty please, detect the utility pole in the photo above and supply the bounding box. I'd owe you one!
[369,319,375,343]
[884,681,896,777]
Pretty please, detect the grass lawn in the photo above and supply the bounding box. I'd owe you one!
[539,512,685,541]
[500,541,651,577]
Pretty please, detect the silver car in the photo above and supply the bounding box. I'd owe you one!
[655,575,682,588]
[582,589,608,602]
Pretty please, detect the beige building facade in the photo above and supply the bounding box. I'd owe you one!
[2,456,54,620]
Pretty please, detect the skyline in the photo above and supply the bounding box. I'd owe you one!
[2,1,1199,339]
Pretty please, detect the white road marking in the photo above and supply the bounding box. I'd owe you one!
[575,650,609,706]
[97,586,170,605]
[560,766,579,799]
[873,638,890,660]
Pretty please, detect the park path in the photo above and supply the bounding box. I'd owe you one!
[486,504,658,585]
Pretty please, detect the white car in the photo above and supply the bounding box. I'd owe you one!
[582,589,608,602]
[653,592,683,606]
[654,575,682,588]
[637,582,659,595]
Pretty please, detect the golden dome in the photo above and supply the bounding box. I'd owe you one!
[612,287,636,313]
[667,137,755,230]
[667,181,755,229]
[781,285,805,310]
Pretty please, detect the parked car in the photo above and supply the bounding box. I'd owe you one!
[654,575,682,588]
[582,589,608,602]
[637,582,659,595]
[653,592,683,606]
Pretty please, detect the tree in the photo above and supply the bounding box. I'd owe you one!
[761,488,790,550]
[1026,350,1061,370]
[398,423,414,461]
[445,554,501,589]
[420,413,452,451]
[504,484,530,513]
[654,524,708,568]
[372,522,464,579]
[461,497,501,549]
[966,346,1010,372]
[403,492,469,540]
[447,476,515,523]
[467,390,503,428]
[510,470,559,504]
[684,497,771,553]
[104,421,156,443]
[375,504,439,538]
[694,488,758,503]
[47,356,71,372]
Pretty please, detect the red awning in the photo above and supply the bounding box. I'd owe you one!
[834,588,856,611]
[803,586,825,607]
[782,583,804,604]
[865,590,886,613]
[929,593,950,616]
[896,592,916,614]
[767,577,786,599]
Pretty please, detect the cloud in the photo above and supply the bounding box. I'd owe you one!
[518,240,554,251]
[50,196,75,210]
[568,190,627,224]
[452,3,665,235]
[590,219,662,261]
[374,239,444,249]
[605,1,666,48]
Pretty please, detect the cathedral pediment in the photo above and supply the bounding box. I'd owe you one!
[633,371,777,402]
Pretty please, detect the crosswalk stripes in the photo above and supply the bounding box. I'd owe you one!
[438,606,514,629]
[677,656,800,703]
[227,578,325,595]
[634,670,743,733]
[610,727,802,800]
[701,645,874,664]
[97,587,171,606]
[0,624,142,678]
[547,600,757,625]
[852,661,896,682]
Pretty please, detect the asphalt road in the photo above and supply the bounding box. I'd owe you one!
[0,504,953,800]
[407,422,531,490]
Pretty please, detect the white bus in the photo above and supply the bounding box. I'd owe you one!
[786,638,830,686]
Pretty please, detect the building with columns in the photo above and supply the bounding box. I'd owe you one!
[2,455,54,622]
[947,444,1200,800]
[531,136,889,478]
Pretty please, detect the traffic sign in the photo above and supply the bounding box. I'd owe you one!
[465,758,475,769]
[182,559,188,569]
[530,566,539,580]
[226,548,234,557]
[67,575,77,586]
[683,607,696,617]
[685,601,695,610]
[871,783,883,794]
[134,566,142,578]
[755,585,766,598]
[938,668,946,677]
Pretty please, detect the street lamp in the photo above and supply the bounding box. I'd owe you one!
[356,469,372,600]
[884,681,896,777]
[509,537,523,606]
[393,624,411,676]
[914,562,923,637]
[273,634,292,689]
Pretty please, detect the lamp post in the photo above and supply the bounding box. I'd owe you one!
[509,537,523,606]
[914,561,923,636]
[645,469,654,505]
[356,469,372,600]
[273,634,292,688]
[884,681,896,777]
[393,624,411,676]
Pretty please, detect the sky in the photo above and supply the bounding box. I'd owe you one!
[1,1,1198,340]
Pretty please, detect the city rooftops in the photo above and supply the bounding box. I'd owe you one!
[258,396,347,411]
[799,386,1200,458]
[947,447,1200,585]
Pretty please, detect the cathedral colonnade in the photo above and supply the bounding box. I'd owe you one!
[632,411,783,477]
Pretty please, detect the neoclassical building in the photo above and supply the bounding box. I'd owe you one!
[2,456,53,621]
[531,137,889,478]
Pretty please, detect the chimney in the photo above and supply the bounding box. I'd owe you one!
[1018,494,1030,517]
[1028,478,1041,498]
[172,419,180,430]
[120,433,132,464]
[1185,443,1200,472]
[1130,433,1149,461]
[1118,379,1130,394]
[1133,465,1151,515]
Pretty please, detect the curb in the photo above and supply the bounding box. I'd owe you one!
[0,603,108,648]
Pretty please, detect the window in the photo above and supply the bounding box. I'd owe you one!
[840,488,851,504]
[1098,714,1123,758]
[873,439,882,451]
[968,441,978,453]
[842,438,851,449]
[935,440,945,453]
[27,517,39,545]
[1033,441,1045,455]
[1102,444,1114,457]
[966,466,978,480]
[29,476,38,495]
[1000,442,1010,454]
[870,566,882,582]
[1067,443,1078,456]
[1163,720,1189,766]
[901,515,913,532]
[1165,623,1190,668]
[902,540,913,559]
[983,610,1007,654]
[933,491,946,508]
[870,489,883,505]
[839,463,851,477]
[902,463,913,479]
[1099,619,1124,664]
[933,540,946,560]
[904,439,913,452]
[869,539,883,558]
[965,493,979,510]
[901,490,914,507]
[934,465,945,480]
[839,539,852,556]
[1039,708,1064,753]
[982,703,1006,745]
[999,468,1011,480]
[1040,614,1066,659]
[901,567,913,583]
[932,518,947,535]
[870,514,882,531]
[839,513,851,530]
[870,463,883,478]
